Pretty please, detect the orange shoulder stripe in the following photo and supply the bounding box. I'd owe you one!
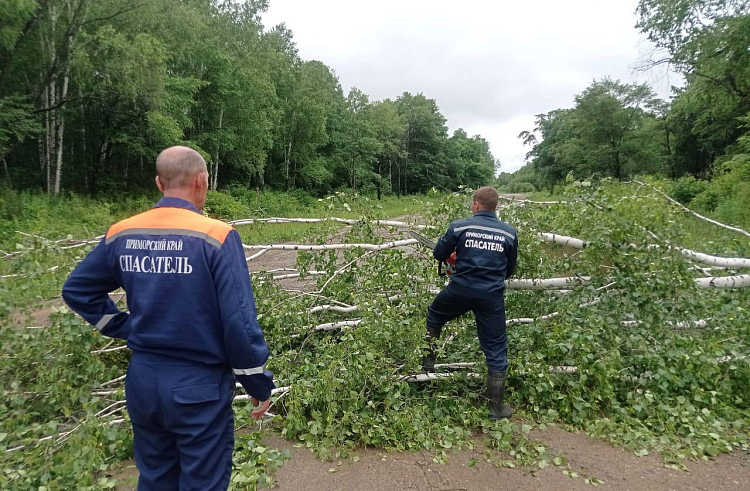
[106,207,233,247]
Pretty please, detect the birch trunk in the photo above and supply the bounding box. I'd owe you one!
[2,157,10,187]
[211,108,223,191]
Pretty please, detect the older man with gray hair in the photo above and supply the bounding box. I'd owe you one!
[63,146,273,490]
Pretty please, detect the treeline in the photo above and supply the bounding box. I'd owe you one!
[502,0,749,201]
[0,0,497,197]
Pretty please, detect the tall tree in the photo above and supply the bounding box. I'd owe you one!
[395,92,448,194]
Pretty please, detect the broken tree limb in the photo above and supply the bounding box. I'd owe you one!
[271,271,326,280]
[717,354,748,364]
[316,250,376,296]
[399,372,482,382]
[506,276,591,290]
[536,230,750,268]
[400,364,578,382]
[99,375,126,387]
[515,366,579,375]
[243,238,418,252]
[695,274,750,289]
[91,345,128,354]
[633,180,750,239]
[434,362,477,369]
[0,265,59,279]
[314,319,362,331]
[231,217,425,229]
[233,386,290,401]
[506,295,606,326]
[246,249,269,261]
[307,304,360,314]
[498,197,568,205]
[537,233,588,249]
[621,319,709,328]
[677,248,750,268]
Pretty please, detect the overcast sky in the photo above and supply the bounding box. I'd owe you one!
[261,0,680,173]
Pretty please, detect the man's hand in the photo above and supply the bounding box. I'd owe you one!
[445,251,457,276]
[250,397,270,420]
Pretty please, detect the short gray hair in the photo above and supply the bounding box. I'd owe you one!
[156,146,207,189]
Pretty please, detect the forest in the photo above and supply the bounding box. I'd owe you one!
[1,0,497,198]
[499,0,749,227]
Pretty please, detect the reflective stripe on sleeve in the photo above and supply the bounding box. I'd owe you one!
[233,365,266,376]
[95,314,116,331]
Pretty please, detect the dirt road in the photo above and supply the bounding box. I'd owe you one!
[264,427,749,491]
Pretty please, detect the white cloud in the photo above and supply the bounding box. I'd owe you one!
[262,0,681,173]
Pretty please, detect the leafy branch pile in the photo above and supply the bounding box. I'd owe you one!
[1,182,749,490]
[258,182,749,464]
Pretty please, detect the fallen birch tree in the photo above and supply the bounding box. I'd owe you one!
[243,238,418,252]
[633,179,750,239]
[231,217,426,229]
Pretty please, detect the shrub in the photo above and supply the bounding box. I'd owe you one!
[670,176,708,205]
[203,190,249,220]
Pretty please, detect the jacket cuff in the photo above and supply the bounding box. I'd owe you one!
[236,370,275,401]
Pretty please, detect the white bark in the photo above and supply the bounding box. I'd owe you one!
[231,217,425,230]
[516,366,578,375]
[271,271,326,280]
[506,276,590,290]
[537,233,588,249]
[536,230,750,268]
[695,274,750,289]
[91,345,128,354]
[314,319,362,331]
[307,304,360,314]
[234,386,290,400]
[399,372,481,382]
[243,238,418,252]
[498,197,568,205]
[434,362,477,369]
[211,108,223,191]
[621,319,708,328]
[717,354,748,364]
[99,375,127,387]
[0,265,59,279]
[52,66,69,195]
[634,180,750,239]
[400,364,578,382]
[246,249,269,262]
[677,248,750,268]
[507,297,603,326]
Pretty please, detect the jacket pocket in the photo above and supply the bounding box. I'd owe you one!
[173,382,220,404]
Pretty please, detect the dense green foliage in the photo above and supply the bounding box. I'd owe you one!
[1,183,748,489]
[508,0,750,215]
[0,0,496,197]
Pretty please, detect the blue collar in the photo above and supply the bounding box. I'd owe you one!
[473,210,497,218]
[153,197,202,214]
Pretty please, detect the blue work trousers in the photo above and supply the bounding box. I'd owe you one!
[426,285,508,372]
[126,353,235,491]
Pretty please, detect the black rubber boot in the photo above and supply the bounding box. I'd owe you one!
[421,327,440,372]
[488,370,513,420]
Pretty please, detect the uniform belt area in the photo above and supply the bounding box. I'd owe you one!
[129,350,225,368]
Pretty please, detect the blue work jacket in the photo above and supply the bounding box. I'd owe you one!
[62,197,274,401]
[433,210,518,299]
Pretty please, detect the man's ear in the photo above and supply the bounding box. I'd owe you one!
[155,176,165,193]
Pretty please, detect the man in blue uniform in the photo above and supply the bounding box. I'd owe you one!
[62,146,274,490]
[423,186,518,420]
